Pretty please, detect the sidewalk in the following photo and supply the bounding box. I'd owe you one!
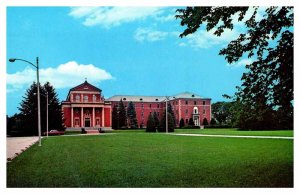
[7,136,39,162]
[171,133,293,139]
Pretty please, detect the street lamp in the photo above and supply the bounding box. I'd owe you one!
[9,57,42,146]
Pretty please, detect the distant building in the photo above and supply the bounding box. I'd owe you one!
[62,81,211,129]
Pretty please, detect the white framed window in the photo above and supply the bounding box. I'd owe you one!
[84,95,88,102]
[76,95,80,102]
[193,107,198,114]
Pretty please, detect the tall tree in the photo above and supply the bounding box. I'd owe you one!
[111,104,119,129]
[118,100,127,128]
[159,111,175,132]
[176,7,293,130]
[146,113,156,132]
[167,102,176,127]
[42,82,65,131]
[153,111,160,131]
[18,82,41,135]
[211,101,234,125]
[17,82,65,135]
[127,101,138,128]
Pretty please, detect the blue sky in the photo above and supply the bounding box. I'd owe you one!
[6,6,250,116]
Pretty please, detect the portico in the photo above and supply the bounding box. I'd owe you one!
[61,81,112,128]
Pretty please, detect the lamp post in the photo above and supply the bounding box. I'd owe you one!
[9,57,42,146]
[35,92,49,137]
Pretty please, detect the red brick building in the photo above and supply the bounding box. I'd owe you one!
[62,81,211,129]
[61,81,111,128]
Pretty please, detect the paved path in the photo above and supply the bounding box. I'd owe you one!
[170,133,293,140]
[7,136,39,161]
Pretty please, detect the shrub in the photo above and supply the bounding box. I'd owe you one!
[203,118,209,126]
[188,118,194,126]
[179,118,185,128]
[146,114,156,132]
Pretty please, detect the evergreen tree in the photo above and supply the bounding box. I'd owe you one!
[179,118,185,128]
[167,102,176,127]
[18,82,41,135]
[118,100,127,128]
[111,104,119,129]
[127,101,138,128]
[17,82,65,135]
[153,111,160,131]
[42,82,65,132]
[188,118,195,126]
[146,113,156,132]
[7,113,24,136]
[203,118,209,126]
[159,111,175,132]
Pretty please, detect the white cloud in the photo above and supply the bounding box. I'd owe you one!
[183,28,240,49]
[134,28,169,42]
[7,61,113,92]
[226,58,254,67]
[69,7,164,28]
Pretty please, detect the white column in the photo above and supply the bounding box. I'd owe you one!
[102,107,104,127]
[71,107,73,127]
[178,100,181,121]
[93,107,95,127]
[81,107,84,127]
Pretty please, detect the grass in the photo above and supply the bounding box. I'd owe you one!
[7,131,293,187]
[174,128,294,137]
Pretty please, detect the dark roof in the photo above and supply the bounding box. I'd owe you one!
[70,81,102,92]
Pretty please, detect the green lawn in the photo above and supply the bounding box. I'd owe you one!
[174,128,293,137]
[7,132,293,187]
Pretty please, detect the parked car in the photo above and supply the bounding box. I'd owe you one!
[43,130,65,136]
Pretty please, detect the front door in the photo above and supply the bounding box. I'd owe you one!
[85,118,90,127]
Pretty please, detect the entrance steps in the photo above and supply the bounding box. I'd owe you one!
[86,129,100,134]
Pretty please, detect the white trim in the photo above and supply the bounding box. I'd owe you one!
[102,107,104,127]
[71,107,73,127]
[70,91,100,95]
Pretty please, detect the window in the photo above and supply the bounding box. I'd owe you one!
[149,104,152,108]
[194,101,197,105]
[203,109,206,114]
[157,104,159,108]
[157,112,160,116]
[84,95,88,102]
[203,101,206,105]
[76,95,80,102]
[93,95,97,102]
[185,100,188,105]
[141,104,144,108]
[185,109,188,114]
[194,107,198,114]
[176,101,178,105]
